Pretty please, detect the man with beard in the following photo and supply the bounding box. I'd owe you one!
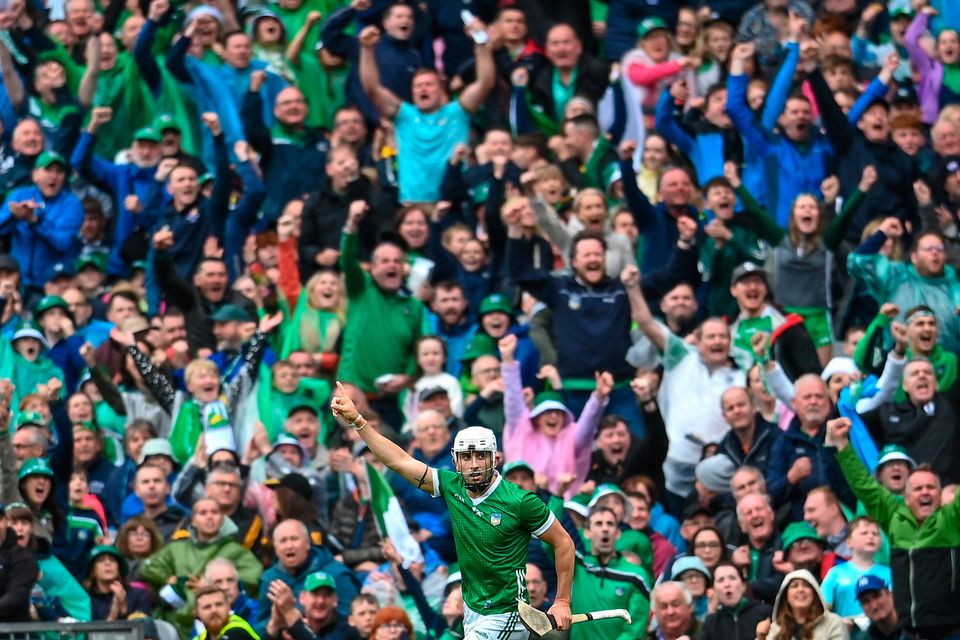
[566,507,650,640]
[264,571,360,640]
[425,281,477,377]
[0,151,83,299]
[209,304,276,384]
[859,358,960,485]
[70,106,162,278]
[298,147,390,277]
[767,375,855,520]
[726,36,832,226]
[195,586,258,640]
[337,203,423,430]
[855,304,957,394]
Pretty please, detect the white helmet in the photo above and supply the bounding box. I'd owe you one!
[453,426,498,453]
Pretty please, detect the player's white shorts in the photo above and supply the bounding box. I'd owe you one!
[463,603,529,640]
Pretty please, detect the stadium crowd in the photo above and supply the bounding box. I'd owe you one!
[1,0,960,637]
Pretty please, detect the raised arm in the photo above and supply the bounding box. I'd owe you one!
[358,26,400,119]
[621,265,667,353]
[457,21,495,114]
[331,382,435,493]
[286,10,322,64]
[0,40,25,113]
[77,32,101,108]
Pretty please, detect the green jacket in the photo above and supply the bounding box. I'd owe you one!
[836,445,960,634]
[570,552,650,640]
[582,528,654,576]
[336,231,423,392]
[847,253,960,353]
[140,521,263,634]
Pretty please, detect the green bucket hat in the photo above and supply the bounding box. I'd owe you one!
[14,411,48,430]
[459,333,497,363]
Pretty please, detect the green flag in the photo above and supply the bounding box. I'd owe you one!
[365,461,424,568]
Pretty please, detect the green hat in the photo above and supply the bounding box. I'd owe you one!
[89,545,129,577]
[304,571,336,592]
[502,460,535,477]
[74,420,99,433]
[459,333,497,362]
[637,17,668,39]
[210,304,253,323]
[780,522,825,551]
[131,260,148,272]
[3,501,33,520]
[33,295,69,317]
[479,293,514,317]
[35,151,66,169]
[14,411,47,430]
[890,6,914,19]
[587,483,633,519]
[75,252,107,273]
[18,457,54,481]
[133,127,162,144]
[198,172,215,185]
[154,114,182,133]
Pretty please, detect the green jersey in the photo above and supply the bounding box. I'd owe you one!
[432,469,556,614]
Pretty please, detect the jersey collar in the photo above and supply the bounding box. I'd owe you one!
[469,471,502,506]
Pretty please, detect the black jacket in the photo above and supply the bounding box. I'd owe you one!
[697,598,772,640]
[0,528,39,622]
[529,54,610,128]
[587,401,669,499]
[298,175,391,278]
[860,384,960,485]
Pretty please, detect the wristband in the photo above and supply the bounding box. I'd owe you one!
[349,417,367,432]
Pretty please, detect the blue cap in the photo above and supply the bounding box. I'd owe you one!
[855,574,888,599]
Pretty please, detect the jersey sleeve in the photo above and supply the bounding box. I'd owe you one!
[519,490,556,537]
[662,331,693,370]
[433,468,455,498]
[396,101,415,125]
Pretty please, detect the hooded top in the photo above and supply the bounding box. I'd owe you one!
[767,569,847,640]
[502,361,606,497]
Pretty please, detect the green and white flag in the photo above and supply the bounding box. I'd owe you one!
[366,461,424,568]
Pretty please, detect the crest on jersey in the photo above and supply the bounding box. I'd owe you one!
[490,513,502,526]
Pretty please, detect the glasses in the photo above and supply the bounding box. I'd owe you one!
[128,528,151,539]
[919,245,945,253]
[680,573,706,583]
[694,541,721,550]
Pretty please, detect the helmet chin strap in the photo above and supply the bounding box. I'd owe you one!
[459,453,496,493]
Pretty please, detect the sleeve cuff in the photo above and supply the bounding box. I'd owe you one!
[533,510,556,538]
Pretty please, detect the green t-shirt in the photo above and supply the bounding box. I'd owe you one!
[733,315,774,354]
[433,469,555,614]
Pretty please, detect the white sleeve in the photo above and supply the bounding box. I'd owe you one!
[855,351,906,414]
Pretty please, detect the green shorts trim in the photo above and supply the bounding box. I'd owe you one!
[785,306,833,348]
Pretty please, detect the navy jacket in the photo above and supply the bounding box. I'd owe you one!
[718,417,782,477]
[766,417,855,521]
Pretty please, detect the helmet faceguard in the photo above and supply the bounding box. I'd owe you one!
[452,427,498,493]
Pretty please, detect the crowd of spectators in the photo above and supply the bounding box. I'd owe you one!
[0,0,959,638]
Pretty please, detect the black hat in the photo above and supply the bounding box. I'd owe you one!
[418,387,449,403]
[681,502,711,522]
[0,254,19,272]
[892,85,919,106]
[265,472,313,501]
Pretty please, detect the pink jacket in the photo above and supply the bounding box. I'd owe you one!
[501,361,606,498]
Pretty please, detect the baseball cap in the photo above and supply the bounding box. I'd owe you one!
[34,295,70,317]
[637,16,668,39]
[209,304,253,323]
[45,262,74,282]
[940,156,960,178]
[3,501,34,520]
[287,403,319,419]
[265,472,313,501]
[855,574,888,599]
[139,438,176,466]
[502,460,535,477]
[154,114,181,133]
[780,521,825,551]
[271,432,309,463]
[418,387,448,403]
[876,444,916,469]
[18,457,55,481]
[479,293,514,317]
[76,253,107,273]
[304,571,336,592]
[35,151,66,169]
[11,326,49,349]
[730,262,769,285]
[133,127,162,144]
[588,484,633,519]
[892,85,919,106]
